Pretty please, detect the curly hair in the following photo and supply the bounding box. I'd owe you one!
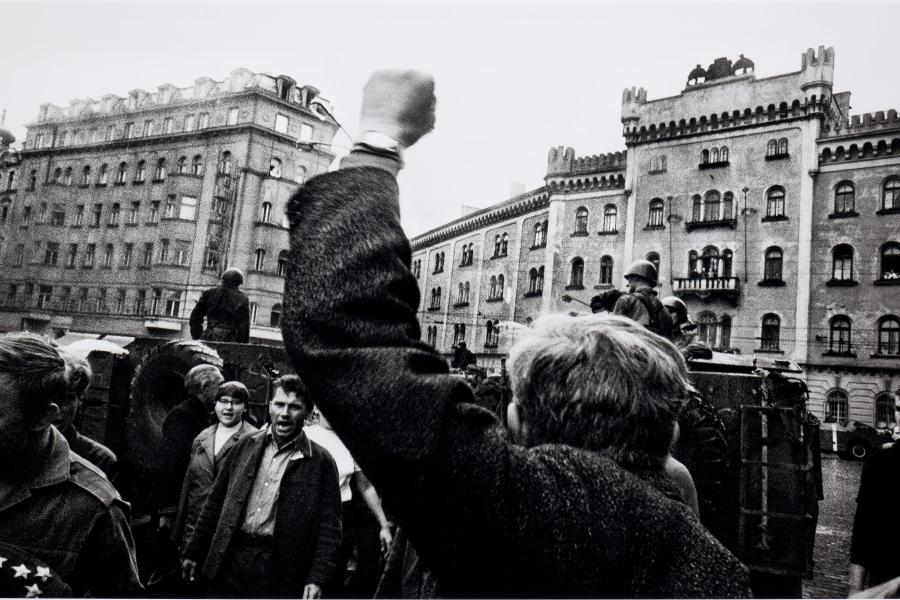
[507,313,691,470]
[273,374,313,410]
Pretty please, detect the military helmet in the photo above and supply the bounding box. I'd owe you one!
[221,267,244,287]
[661,296,688,325]
[624,260,658,287]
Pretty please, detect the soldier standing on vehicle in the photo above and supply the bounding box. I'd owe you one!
[190,268,251,343]
[661,296,713,360]
[591,260,674,340]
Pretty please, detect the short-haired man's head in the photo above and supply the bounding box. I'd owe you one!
[61,351,93,399]
[507,313,690,470]
[216,381,250,405]
[272,374,312,410]
[0,333,67,424]
[185,364,224,399]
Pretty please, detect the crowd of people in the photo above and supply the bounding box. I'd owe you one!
[1,68,899,599]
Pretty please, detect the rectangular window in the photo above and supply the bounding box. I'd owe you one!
[151,288,162,315]
[135,289,147,315]
[179,196,198,220]
[159,239,169,263]
[73,205,84,226]
[298,123,313,142]
[164,291,182,317]
[124,122,134,138]
[36,286,52,309]
[274,114,289,134]
[148,201,160,224]
[43,242,59,266]
[184,114,196,131]
[115,289,127,314]
[6,283,17,304]
[35,133,45,148]
[83,244,96,268]
[106,125,116,141]
[12,244,23,266]
[142,243,153,267]
[108,204,121,226]
[174,241,190,266]
[66,244,78,268]
[227,107,239,125]
[60,287,71,311]
[91,204,102,227]
[98,288,107,312]
[122,243,133,268]
[50,205,65,226]
[250,302,258,325]
[164,196,177,219]
[127,202,140,224]
[103,244,114,268]
[198,113,209,130]
[77,287,89,312]
[143,120,154,136]
[21,206,31,226]
[31,241,42,264]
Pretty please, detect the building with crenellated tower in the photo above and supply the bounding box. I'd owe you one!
[410,45,899,430]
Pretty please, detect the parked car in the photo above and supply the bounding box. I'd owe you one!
[819,418,894,460]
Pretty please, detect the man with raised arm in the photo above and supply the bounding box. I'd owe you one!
[280,70,751,598]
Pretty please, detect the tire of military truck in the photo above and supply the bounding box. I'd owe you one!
[673,391,736,551]
[123,340,223,512]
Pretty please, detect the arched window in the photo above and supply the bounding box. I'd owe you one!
[254,248,266,271]
[701,149,710,164]
[135,160,146,182]
[701,246,720,277]
[497,274,505,297]
[116,162,127,184]
[294,165,307,184]
[500,233,509,255]
[880,243,900,280]
[28,169,37,190]
[719,315,732,349]
[270,303,283,328]
[711,148,720,163]
[260,202,272,223]
[463,281,470,303]
[485,319,500,348]
[778,138,788,155]
[767,139,777,156]
[600,256,614,285]
[569,257,584,288]
[62,167,72,186]
[648,198,664,227]
[829,316,852,354]
[696,312,717,347]
[825,390,849,422]
[81,165,91,186]
[453,323,466,346]
[489,276,498,299]
[602,205,617,232]
[722,249,733,278]
[720,146,729,162]
[218,151,233,175]
[766,187,785,217]
[269,157,282,178]
[528,268,539,294]
[831,244,854,281]
[533,222,545,247]
[493,235,502,257]
[760,314,781,351]
[703,190,721,222]
[438,252,445,272]
[877,316,900,355]
[882,178,900,211]
[97,164,108,185]
[277,250,289,277]
[722,192,734,220]
[691,195,702,222]
[155,158,166,180]
[574,207,588,234]
[191,155,204,176]
[688,250,699,276]
[764,247,783,281]
[875,393,896,427]
[177,156,187,174]
[834,182,855,214]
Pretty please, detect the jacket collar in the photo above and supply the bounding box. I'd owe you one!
[0,427,71,513]
[263,425,312,458]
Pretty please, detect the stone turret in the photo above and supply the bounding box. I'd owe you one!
[621,86,646,131]
[799,46,834,106]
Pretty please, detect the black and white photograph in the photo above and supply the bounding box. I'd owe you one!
[0,0,899,598]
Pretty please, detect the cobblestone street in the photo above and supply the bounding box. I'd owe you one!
[803,454,864,599]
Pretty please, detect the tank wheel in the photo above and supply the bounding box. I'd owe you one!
[123,340,223,509]
[848,440,871,461]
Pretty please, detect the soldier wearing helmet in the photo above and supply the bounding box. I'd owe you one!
[662,296,713,360]
[189,268,251,343]
[592,260,674,339]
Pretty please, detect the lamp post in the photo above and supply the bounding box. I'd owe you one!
[740,187,757,283]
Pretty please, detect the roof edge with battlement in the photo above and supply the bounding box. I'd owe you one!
[29,69,335,126]
[546,146,626,176]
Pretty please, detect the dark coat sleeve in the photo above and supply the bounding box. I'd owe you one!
[155,411,197,515]
[189,289,210,340]
[72,500,144,597]
[306,450,343,588]
[235,295,250,343]
[182,442,237,564]
[280,167,751,598]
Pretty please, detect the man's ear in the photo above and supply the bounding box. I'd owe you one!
[30,402,60,432]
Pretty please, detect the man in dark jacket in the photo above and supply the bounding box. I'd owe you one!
[0,333,142,597]
[592,260,674,340]
[181,375,341,599]
[190,268,251,343]
[279,69,750,598]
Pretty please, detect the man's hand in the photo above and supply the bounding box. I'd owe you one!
[379,525,394,556]
[359,70,436,149]
[158,514,174,530]
[302,583,322,599]
[181,559,198,582]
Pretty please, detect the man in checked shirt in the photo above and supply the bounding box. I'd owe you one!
[181,374,341,599]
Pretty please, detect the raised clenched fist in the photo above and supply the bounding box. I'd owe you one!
[359,70,436,149]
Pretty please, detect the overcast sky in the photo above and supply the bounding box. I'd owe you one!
[3,0,899,237]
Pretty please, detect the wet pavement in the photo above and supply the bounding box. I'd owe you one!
[803,453,864,599]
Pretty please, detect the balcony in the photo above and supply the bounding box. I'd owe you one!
[672,276,740,305]
[684,217,737,232]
